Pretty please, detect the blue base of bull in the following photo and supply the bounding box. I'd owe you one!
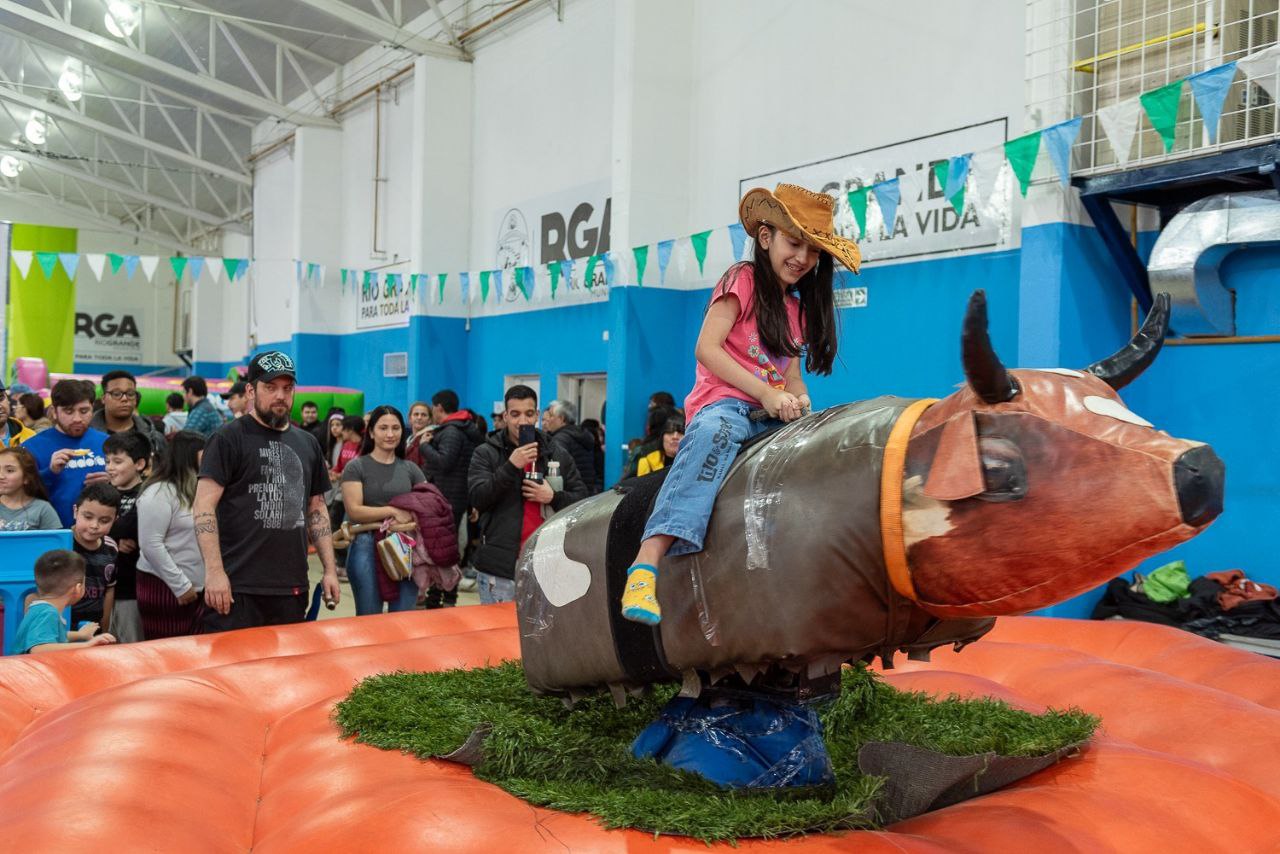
[631,694,835,790]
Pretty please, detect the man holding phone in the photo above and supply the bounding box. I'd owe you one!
[468,384,588,604]
[25,379,111,525]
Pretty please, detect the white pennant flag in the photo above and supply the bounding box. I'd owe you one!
[139,255,160,280]
[968,146,1008,211]
[1097,97,1143,166]
[84,253,107,281]
[10,250,33,278]
[896,169,924,225]
[1238,45,1280,99]
[208,258,224,284]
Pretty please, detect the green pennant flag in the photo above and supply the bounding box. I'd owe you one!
[690,230,712,274]
[1140,80,1183,153]
[35,251,59,279]
[633,245,649,286]
[932,162,965,215]
[480,270,491,303]
[846,187,870,238]
[1003,132,1041,196]
[223,257,240,281]
[437,273,447,303]
[584,255,599,290]
[548,262,561,299]
[516,267,531,300]
[169,256,188,281]
[340,268,349,289]
[108,253,125,275]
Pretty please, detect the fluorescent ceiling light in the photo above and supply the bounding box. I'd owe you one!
[104,1,140,39]
[0,155,22,178]
[24,110,47,145]
[58,59,84,103]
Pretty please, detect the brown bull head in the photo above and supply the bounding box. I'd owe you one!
[903,291,1224,618]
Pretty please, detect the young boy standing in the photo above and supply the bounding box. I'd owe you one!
[14,550,117,653]
[70,481,121,635]
[103,432,150,643]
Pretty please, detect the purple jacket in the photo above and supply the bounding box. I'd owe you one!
[389,482,460,569]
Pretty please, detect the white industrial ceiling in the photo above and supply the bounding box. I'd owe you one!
[0,0,556,252]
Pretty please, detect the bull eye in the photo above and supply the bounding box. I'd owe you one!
[976,436,1028,503]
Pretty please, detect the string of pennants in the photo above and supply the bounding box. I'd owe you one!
[9,251,251,283]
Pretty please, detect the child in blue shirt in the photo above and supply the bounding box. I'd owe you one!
[14,549,117,653]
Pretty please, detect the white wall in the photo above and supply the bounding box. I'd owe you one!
[249,145,297,346]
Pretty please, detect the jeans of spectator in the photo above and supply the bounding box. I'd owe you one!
[347,532,417,616]
[476,571,516,605]
[641,397,783,556]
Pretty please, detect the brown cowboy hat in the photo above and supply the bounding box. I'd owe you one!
[739,183,862,273]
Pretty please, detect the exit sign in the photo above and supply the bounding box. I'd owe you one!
[833,287,868,309]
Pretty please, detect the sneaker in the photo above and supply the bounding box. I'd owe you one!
[458,576,478,592]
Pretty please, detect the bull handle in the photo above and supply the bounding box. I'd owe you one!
[331,520,417,549]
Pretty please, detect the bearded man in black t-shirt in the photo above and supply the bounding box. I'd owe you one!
[192,351,341,632]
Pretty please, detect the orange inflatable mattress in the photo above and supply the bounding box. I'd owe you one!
[1,605,1277,852]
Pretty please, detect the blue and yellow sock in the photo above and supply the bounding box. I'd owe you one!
[621,563,661,625]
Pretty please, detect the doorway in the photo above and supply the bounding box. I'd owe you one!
[557,372,607,423]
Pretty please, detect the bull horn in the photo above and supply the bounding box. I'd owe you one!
[1085,293,1171,390]
[962,290,1017,404]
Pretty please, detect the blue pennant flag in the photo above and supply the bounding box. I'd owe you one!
[294,259,303,283]
[1042,117,1083,186]
[460,271,470,304]
[944,154,971,200]
[657,239,675,284]
[493,268,504,302]
[602,252,615,285]
[234,258,249,281]
[871,178,901,233]
[188,256,205,281]
[727,222,748,261]
[1187,62,1238,143]
[561,259,574,286]
[124,255,139,279]
[58,253,79,279]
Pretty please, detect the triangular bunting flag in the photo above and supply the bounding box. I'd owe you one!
[307,262,320,284]
[944,154,972,200]
[728,222,748,261]
[561,259,574,294]
[222,258,240,281]
[188,257,205,282]
[968,147,1006,211]
[124,255,140,279]
[515,267,532,300]
[870,178,901,236]
[84,253,107,281]
[584,255,598,290]
[139,255,160,280]
[689,229,712,275]
[107,253,125,275]
[10,250,32,278]
[1237,45,1280,99]
[602,253,615,286]
[1004,132,1042,196]
[437,273,447,304]
[234,259,249,281]
[170,256,188,281]
[208,258,223,284]
[895,170,923,222]
[294,259,304,285]
[479,270,491,303]
[1042,117,1082,186]
[633,245,649,285]
[932,161,965,215]
[846,187,870,238]
[460,272,471,304]
[1097,98,1143,166]
[547,262,561,300]
[340,268,349,290]
[657,239,674,285]
[493,268,504,302]
[1187,63,1238,143]
[35,251,59,279]
[58,253,80,279]
[1140,80,1183,153]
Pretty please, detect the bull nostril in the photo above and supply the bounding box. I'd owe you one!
[1173,445,1225,527]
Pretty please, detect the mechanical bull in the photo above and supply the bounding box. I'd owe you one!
[516,291,1224,703]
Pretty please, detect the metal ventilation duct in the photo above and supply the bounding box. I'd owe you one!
[1148,190,1280,336]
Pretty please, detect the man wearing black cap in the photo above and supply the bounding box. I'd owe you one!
[221,381,248,419]
[192,351,341,631]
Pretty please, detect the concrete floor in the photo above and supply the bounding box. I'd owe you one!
[306,554,480,618]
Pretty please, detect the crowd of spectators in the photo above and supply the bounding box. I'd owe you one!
[1,361,687,654]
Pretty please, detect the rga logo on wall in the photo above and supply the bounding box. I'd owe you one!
[741,119,1014,265]
[356,271,412,330]
[74,312,142,364]
[492,181,611,302]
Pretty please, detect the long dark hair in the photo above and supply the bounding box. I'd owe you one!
[744,228,837,375]
[0,446,50,502]
[359,405,407,458]
[142,430,206,508]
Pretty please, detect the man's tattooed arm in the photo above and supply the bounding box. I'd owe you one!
[307,494,339,577]
[192,479,226,576]
[306,507,332,543]
[194,511,217,536]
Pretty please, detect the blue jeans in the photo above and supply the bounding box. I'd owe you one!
[347,532,418,616]
[476,571,516,605]
[642,398,782,555]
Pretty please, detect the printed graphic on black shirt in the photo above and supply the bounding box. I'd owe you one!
[250,441,306,530]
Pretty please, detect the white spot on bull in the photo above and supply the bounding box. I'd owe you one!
[531,515,592,607]
[1083,395,1154,428]
[902,475,954,549]
[1030,368,1086,377]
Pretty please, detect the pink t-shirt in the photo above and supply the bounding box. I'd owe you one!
[684,263,803,422]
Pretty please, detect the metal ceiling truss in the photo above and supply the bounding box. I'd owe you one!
[0,0,339,125]
[293,0,467,61]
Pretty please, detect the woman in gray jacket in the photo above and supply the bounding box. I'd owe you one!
[136,431,207,638]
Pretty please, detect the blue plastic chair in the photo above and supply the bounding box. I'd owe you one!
[1,530,73,655]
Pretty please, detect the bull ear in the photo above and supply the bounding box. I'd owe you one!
[1085,293,1170,390]
[962,290,1018,404]
[922,413,986,501]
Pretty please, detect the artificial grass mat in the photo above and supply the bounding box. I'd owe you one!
[334,661,1098,841]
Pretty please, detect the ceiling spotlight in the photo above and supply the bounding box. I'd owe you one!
[24,111,47,145]
[0,156,22,178]
[58,59,84,103]
[104,1,140,39]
